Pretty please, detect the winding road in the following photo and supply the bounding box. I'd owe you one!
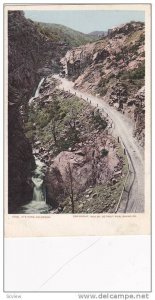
[53,74,144,213]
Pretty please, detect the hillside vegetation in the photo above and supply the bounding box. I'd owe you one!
[61,21,145,146]
[25,75,128,213]
[35,22,97,47]
[8,12,144,214]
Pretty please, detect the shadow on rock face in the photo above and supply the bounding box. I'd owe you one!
[45,167,65,208]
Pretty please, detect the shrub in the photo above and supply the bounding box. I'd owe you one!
[130,43,139,54]
[24,121,34,132]
[139,34,145,43]
[92,112,107,130]
[128,64,145,80]
[118,63,145,81]
[35,109,50,128]
[101,148,109,157]
[60,111,67,119]
[115,52,123,62]
[121,72,129,80]
[58,128,79,152]
[98,78,107,87]
[25,129,35,142]
[100,86,108,96]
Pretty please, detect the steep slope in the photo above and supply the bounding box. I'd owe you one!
[8,11,98,213]
[61,21,145,146]
[8,11,75,213]
[52,74,144,212]
[8,14,145,214]
[34,22,97,47]
[23,75,128,214]
[8,11,51,212]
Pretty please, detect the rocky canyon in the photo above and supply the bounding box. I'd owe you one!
[8,11,145,213]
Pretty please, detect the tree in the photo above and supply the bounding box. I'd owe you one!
[65,108,79,141]
[49,98,62,146]
[67,108,77,131]
[64,162,76,213]
[63,107,80,148]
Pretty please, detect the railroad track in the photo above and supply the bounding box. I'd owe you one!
[58,86,138,213]
[79,94,136,213]
[100,109,136,213]
[123,147,136,213]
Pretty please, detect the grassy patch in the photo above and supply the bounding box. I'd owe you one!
[35,22,97,47]
[117,62,145,81]
[115,52,123,62]
[24,90,102,154]
[125,30,144,46]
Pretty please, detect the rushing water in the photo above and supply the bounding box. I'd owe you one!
[32,158,46,202]
[18,157,51,214]
[29,77,44,105]
[34,78,44,98]
[17,77,52,213]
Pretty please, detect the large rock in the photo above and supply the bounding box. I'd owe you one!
[45,137,120,206]
[108,21,144,37]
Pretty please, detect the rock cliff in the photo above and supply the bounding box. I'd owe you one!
[8,11,70,212]
[8,14,145,213]
[8,10,98,212]
[61,21,145,146]
[8,11,46,212]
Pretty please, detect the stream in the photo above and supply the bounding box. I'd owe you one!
[18,157,51,214]
[29,77,45,105]
[18,77,52,214]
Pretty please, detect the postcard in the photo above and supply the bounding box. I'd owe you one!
[4,3,151,237]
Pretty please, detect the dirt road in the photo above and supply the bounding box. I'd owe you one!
[53,74,144,213]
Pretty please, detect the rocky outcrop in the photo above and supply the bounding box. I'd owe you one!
[25,76,127,213]
[25,77,128,212]
[61,44,95,79]
[44,132,124,212]
[8,9,84,212]
[61,21,145,146]
[108,82,128,110]
[108,21,144,37]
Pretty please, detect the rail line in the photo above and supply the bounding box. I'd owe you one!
[79,94,137,213]
[101,111,136,213]
[123,146,136,213]
[59,87,137,213]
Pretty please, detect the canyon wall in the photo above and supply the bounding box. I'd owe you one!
[61,21,145,146]
[8,11,46,212]
[7,10,99,212]
[8,11,68,212]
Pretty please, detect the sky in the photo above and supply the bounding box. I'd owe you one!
[24,10,145,34]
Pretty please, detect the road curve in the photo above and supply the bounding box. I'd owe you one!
[53,74,144,213]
